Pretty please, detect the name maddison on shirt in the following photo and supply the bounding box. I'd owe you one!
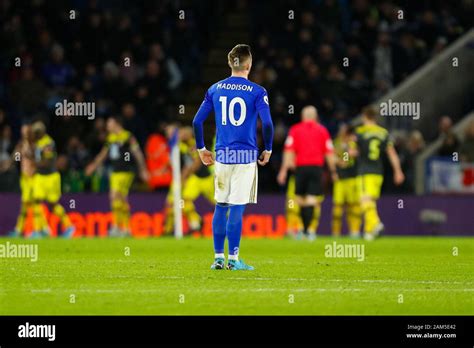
[216,83,253,92]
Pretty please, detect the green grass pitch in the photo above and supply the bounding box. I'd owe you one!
[0,236,472,315]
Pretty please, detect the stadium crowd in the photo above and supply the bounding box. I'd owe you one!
[0,0,472,193]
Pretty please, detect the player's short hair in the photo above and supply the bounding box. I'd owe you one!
[362,105,378,120]
[108,115,124,127]
[31,121,46,136]
[228,44,252,71]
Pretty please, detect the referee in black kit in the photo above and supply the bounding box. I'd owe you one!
[278,106,338,240]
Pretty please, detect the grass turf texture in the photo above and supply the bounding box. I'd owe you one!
[0,236,472,315]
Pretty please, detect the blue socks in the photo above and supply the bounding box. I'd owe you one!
[212,204,246,258]
[212,204,228,254]
[226,205,246,258]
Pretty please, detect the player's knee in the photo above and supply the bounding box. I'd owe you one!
[294,195,305,206]
[305,195,318,206]
[52,204,65,215]
[111,199,122,210]
[333,204,343,218]
[228,205,245,223]
[110,191,120,202]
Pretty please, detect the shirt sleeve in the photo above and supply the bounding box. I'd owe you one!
[322,127,334,154]
[256,88,274,152]
[192,89,214,150]
[284,127,296,151]
[384,131,394,150]
[255,87,270,112]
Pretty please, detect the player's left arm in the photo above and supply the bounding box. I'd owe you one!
[37,144,55,170]
[130,136,150,182]
[0,141,22,172]
[323,130,338,182]
[85,145,108,176]
[193,89,214,166]
[256,89,274,166]
[385,139,405,186]
[277,149,295,185]
[181,154,202,182]
[353,129,362,158]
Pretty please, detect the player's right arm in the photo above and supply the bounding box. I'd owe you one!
[36,143,55,170]
[192,89,214,166]
[181,154,202,182]
[277,128,295,186]
[85,146,108,176]
[386,144,405,185]
[277,150,295,186]
[321,127,338,182]
[256,88,273,166]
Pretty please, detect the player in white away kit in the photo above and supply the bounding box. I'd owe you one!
[193,44,274,270]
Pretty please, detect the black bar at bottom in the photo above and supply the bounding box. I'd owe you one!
[0,316,472,346]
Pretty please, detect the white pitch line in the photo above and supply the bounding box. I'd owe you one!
[224,277,472,285]
[21,288,474,294]
[30,288,52,293]
[21,273,473,285]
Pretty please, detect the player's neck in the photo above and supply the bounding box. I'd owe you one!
[231,71,249,79]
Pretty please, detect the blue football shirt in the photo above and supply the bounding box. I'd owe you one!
[193,76,273,164]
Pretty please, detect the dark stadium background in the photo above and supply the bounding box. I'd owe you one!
[0,0,473,236]
[0,0,473,332]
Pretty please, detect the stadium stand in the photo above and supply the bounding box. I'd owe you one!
[0,0,472,194]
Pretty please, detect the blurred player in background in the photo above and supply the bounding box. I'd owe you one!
[145,123,172,191]
[86,116,149,237]
[355,106,405,240]
[284,174,303,236]
[31,121,75,238]
[193,44,274,270]
[163,125,214,235]
[277,106,337,241]
[2,123,35,237]
[332,124,361,238]
[285,174,324,239]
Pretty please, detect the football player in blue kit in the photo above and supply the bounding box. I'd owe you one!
[193,44,274,270]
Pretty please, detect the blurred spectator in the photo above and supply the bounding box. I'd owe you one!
[0,0,470,193]
[373,31,393,87]
[0,125,13,165]
[85,118,107,157]
[0,109,8,133]
[102,61,127,105]
[459,119,474,162]
[437,116,460,157]
[122,102,147,146]
[41,44,74,88]
[11,67,46,117]
[400,130,426,192]
[0,124,16,191]
[66,136,89,171]
[148,43,183,91]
